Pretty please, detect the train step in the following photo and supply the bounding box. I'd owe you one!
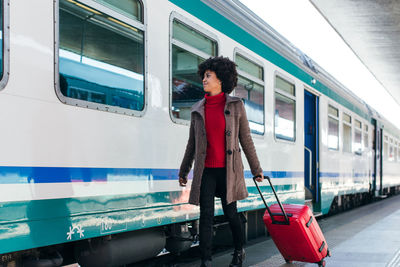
[376,194,388,199]
[313,212,323,218]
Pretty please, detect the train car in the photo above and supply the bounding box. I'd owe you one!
[0,0,399,266]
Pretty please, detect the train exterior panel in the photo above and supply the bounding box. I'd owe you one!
[0,0,399,261]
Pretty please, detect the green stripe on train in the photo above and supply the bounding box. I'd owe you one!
[0,185,303,254]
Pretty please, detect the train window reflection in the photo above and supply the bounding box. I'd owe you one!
[236,54,263,80]
[328,105,338,117]
[274,76,296,141]
[235,53,264,135]
[171,18,217,121]
[173,20,217,56]
[328,105,339,150]
[58,0,145,112]
[276,75,295,96]
[275,93,295,141]
[93,0,142,22]
[343,113,351,124]
[342,113,352,153]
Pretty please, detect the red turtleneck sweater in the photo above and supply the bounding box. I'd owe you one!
[204,92,226,168]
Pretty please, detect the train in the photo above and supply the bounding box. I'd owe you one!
[1,0,399,266]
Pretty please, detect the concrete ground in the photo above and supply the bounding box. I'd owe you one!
[179,194,400,267]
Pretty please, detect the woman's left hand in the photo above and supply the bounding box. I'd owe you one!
[255,173,264,182]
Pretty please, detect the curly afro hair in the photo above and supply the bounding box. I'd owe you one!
[197,56,238,94]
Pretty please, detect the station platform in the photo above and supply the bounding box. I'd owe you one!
[180,194,400,267]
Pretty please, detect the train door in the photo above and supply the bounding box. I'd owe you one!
[372,119,383,196]
[304,90,320,212]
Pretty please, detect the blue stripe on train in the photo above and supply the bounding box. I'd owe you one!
[0,166,304,184]
[0,166,371,184]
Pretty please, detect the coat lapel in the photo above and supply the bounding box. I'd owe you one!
[191,98,206,122]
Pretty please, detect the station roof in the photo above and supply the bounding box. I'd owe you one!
[310,0,400,106]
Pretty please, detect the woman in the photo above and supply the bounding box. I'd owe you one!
[178,56,264,267]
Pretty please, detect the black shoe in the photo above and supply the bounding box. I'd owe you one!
[200,259,212,267]
[229,248,245,267]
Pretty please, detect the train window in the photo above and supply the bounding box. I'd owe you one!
[389,140,394,161]
[355,120,361,129]
[343,113,351,124]
[274,75,296,141]
[236,54,263,80]
[170,18,217,121]
[328,105,339,117]
[342,113,352,153]
[93,0,142,22]
[234,53,264,134]
[276,75,295,95]
[57,0,145,114]
[354,119,362,155]
[173,20,217,56]
[394,145,398,162]
[328,105,339,150]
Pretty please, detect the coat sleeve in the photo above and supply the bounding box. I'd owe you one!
[238,101,263,176]
[178,113,196,178]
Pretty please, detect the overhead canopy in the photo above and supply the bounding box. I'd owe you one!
[310,0,400,105]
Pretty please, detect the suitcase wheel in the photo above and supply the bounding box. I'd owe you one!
[284,259,292,264]
[318,260,326,267]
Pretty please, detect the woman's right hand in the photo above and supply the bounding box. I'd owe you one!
[179,177,188,187]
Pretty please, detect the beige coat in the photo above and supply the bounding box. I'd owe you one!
[179,94,263,205]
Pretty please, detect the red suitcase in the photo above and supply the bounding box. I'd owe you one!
[253,176,330,266]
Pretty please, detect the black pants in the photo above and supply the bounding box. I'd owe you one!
[199,167,244,261]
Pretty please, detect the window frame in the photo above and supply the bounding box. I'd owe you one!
[389,137,394,161]
[169,11,219,125]
[354,118,362,155]
[273,72,296,143]
[342,112,352,154]
[54,0,147,117]
[363,124,369,150]
[327,104,340,151]
[233,48,265,135]
[0,0,10,90]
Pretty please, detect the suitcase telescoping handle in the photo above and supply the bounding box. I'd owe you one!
[253,175,290,225]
